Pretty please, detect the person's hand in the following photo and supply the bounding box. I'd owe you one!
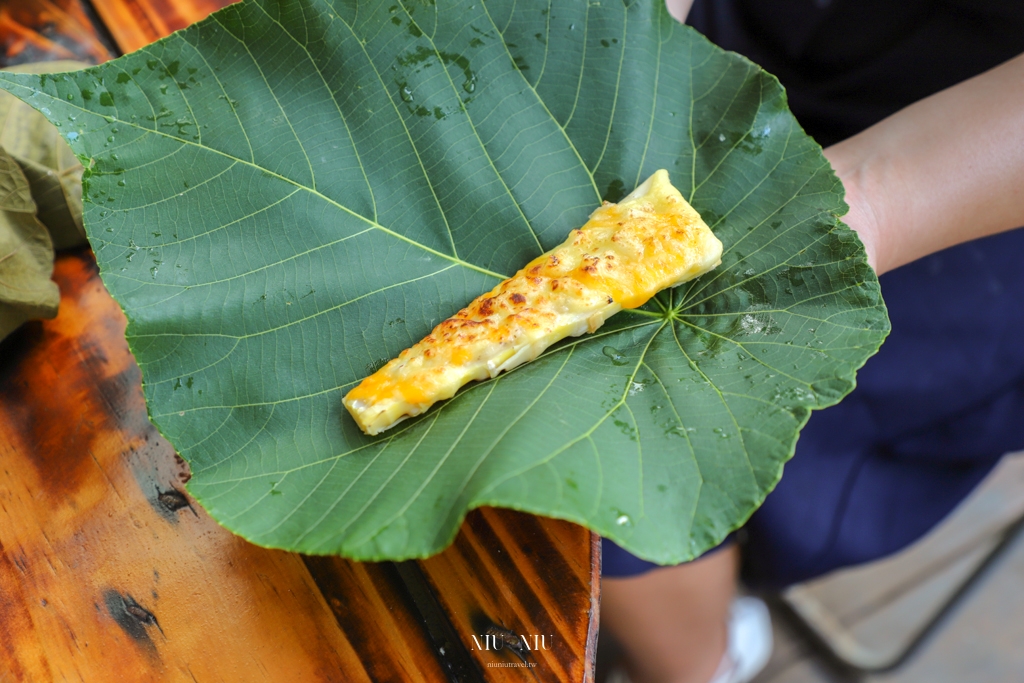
[667,2,1023,276]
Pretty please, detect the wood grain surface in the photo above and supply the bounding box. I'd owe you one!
[0,1,601,680]
[0,253,371,682]
[0,0,113,65]
[88,0,229,53]
[419,508,600,682]
[0,247,599,682]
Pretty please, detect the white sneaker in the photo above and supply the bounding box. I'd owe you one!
[708,596,773,683]
[604,596,773,683]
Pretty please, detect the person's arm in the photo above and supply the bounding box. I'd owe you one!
[825,52,1024,275]
[666,2,1024,274]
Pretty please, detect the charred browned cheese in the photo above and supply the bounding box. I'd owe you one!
[344,170,724,435]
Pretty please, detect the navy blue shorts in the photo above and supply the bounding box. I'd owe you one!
[604,228,1024,588]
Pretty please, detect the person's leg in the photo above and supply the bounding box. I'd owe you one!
[601,544,739,683]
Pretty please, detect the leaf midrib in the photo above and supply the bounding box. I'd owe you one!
[0,76,507,281]
[182,315,664,481]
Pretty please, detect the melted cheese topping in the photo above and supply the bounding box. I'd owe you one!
[344,170,723,435]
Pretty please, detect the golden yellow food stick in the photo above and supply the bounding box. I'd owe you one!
[344,170,723,435]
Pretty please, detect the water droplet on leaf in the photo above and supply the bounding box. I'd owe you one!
[603,346,628,365]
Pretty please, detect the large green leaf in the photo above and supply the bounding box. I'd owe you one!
[0,0,888,563]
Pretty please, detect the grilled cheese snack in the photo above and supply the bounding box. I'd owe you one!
[344,170,723,435]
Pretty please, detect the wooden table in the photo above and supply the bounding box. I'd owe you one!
[0,2,600,681]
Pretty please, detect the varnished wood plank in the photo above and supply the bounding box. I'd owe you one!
[418,508,600,682]
[88,0,232,53]
[0,8,378,679]
[1,0,601,679]
[0,252,376,682]
[0,258,600,682]
[303,556,452,683]
[0,0,113,66]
